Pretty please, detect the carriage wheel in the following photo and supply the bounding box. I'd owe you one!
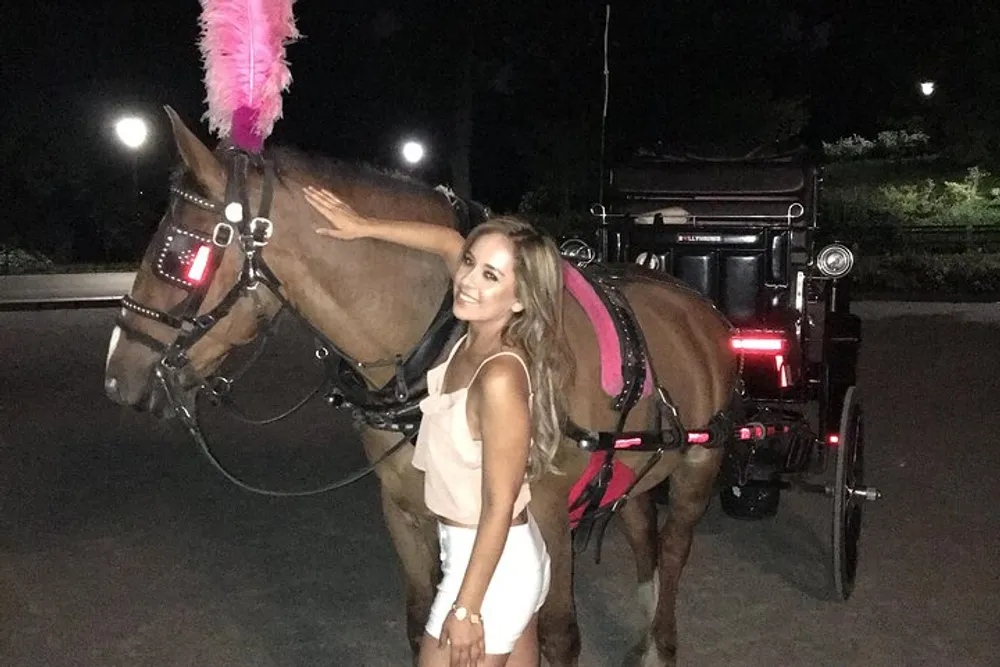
[831,385,868,600]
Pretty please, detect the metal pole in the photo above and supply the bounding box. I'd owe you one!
[131,152,140,222]
[597,4,611,206]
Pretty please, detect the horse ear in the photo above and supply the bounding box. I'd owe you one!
[163,105,226,198]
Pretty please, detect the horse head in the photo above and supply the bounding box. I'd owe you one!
[104,107,458,421]
[104,107,284,417]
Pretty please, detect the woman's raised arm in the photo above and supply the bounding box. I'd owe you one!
[304,186,465,275]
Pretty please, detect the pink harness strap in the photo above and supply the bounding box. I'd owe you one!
[567,454,636,528]
[561,262,656,525]
[562,261,653,398]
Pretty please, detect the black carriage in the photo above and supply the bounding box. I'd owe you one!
[563,149,880,599]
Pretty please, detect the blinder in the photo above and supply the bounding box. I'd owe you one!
[152,225,230,290]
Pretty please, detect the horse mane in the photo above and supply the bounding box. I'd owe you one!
[170,144,440,204]
[270,146,434,199]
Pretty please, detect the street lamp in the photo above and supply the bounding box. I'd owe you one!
[919,81,936,98]
[115,116,149,150]
[400,140,426,167]
[111,115,149,261]
[113,115,148,222]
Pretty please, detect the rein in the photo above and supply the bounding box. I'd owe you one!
[119,148,466,496]
[157,358,417,498]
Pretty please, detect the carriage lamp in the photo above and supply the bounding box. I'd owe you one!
[816,244,855,278]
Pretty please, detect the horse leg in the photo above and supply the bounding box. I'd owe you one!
[380,490,440,665]
[616,492,660,623]
[532,488,582,667]
[640,447,723,667]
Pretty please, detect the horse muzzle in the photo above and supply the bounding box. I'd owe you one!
[105,361,200,422]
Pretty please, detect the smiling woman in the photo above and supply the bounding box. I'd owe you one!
[305,185,569,667]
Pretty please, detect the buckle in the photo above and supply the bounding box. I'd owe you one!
[212,222,235,247]
[194,313,217,329]
[208,376,232,398]
[249,217,274,246]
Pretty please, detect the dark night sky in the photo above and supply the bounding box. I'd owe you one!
[3,1,998,231]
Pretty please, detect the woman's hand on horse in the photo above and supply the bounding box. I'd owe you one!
[440,614,485,667]
[303,186,370,240]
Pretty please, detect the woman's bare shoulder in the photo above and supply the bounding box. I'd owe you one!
[472,352,530,400]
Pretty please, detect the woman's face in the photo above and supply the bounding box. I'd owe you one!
[453,232,522,325]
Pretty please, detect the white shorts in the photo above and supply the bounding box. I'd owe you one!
[425,514,551,655]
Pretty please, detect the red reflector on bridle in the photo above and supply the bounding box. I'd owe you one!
[186,245,212,284]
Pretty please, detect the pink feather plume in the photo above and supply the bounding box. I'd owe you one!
[198,0,300,151]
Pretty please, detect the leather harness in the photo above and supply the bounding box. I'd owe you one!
[560,263,731,561]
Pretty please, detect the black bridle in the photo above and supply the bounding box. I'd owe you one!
[116,148,465,496]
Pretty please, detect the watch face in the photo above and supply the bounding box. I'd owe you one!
[453,606,467,620]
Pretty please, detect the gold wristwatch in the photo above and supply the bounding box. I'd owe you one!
[451,604,482,624]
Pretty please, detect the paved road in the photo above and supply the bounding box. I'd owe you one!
[1,307,998,666]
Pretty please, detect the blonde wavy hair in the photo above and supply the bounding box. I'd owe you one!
[463,216,574,481]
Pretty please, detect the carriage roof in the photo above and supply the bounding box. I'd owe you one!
[607,152,818,223]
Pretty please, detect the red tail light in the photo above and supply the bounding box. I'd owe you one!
[186,245,212,284]
[732,335,785,353]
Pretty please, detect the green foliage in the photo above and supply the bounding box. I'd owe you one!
[854,253,1000,295]
[823,130,930,161]
[821,141,1000,254]
[0,246,54,274]
[876,179,941,218]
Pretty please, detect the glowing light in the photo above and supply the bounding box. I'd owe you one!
[731,336,785,352]
[828,434,841,446]
[400,140,425,165]
[186,245,212,283]
[919,81,936,97]
[776,354,791,388]
[114,116,148,150]
[614,437,642,449]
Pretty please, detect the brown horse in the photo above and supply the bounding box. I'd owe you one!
[104,108,738,666]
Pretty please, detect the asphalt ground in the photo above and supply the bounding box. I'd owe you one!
[1,307,998,666]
